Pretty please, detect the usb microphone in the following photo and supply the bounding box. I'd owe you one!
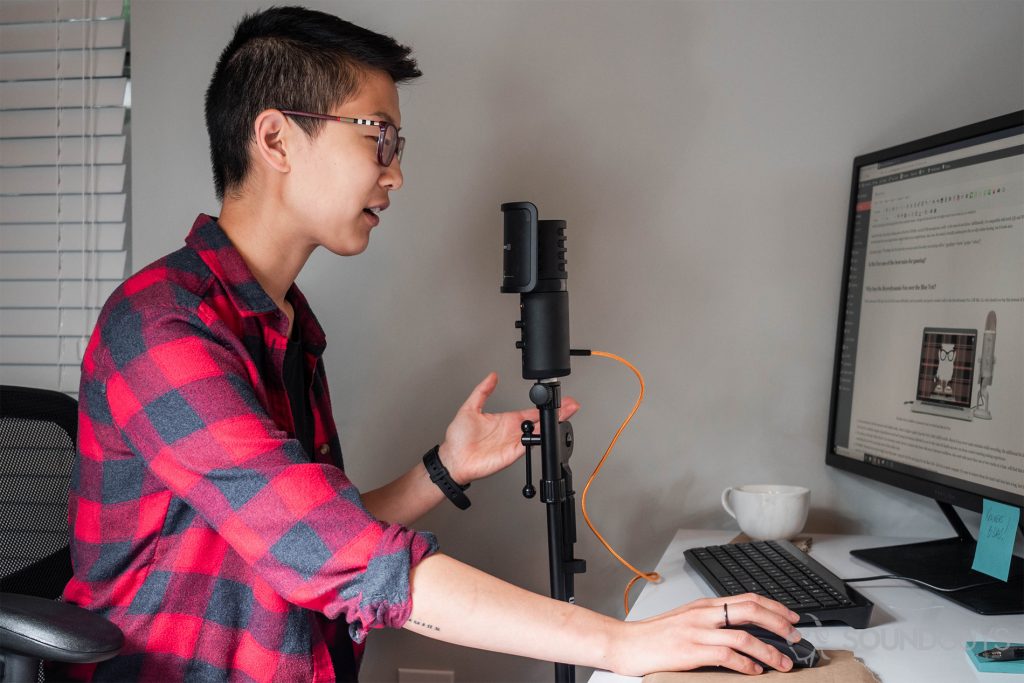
[500,201,570,379]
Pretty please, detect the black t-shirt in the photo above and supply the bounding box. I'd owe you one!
[282,328,358,681]
[283,336,314,457]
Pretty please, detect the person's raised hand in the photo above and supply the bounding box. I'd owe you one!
[438,372,579,484]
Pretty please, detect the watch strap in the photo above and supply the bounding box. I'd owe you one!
[422,445,471,510]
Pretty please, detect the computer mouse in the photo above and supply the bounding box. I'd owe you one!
[727,624,822,669]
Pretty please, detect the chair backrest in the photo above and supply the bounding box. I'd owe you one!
[0,385,78,600]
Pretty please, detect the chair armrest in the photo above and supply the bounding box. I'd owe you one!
[0,593,123,664]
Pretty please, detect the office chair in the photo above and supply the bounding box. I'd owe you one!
[0,386,123,681]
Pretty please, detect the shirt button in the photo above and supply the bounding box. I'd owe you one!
[319,444,330,455]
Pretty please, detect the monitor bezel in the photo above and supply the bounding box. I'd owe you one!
[825,110,1024,514]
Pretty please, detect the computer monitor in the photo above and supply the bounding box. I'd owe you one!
[826,110,1023,615]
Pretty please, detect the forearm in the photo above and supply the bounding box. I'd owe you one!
[405,553,622,672]
[361,457,445,526]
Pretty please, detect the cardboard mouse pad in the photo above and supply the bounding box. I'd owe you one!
[642,650,880,682]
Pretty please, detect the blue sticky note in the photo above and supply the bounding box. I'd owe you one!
[966,642,1024,674]
[971,499,1020,581]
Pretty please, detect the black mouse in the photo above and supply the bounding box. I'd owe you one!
[727,625,821,669]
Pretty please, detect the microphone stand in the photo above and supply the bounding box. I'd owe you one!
[500,201,585,683]
[521,379,585,683]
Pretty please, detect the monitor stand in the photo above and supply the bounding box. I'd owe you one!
[850,501,1023,615]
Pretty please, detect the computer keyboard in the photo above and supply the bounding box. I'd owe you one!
[683,540,874,629]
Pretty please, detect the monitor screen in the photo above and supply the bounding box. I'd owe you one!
[827,111,1024,511]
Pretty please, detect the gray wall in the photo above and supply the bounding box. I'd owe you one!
[131,1,1024,680]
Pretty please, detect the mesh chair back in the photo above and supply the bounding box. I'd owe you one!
[0,386,78,600]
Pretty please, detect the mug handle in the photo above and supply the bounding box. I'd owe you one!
[721,487,736,519]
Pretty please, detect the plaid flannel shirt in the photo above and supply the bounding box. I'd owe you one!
[60,215,438,681]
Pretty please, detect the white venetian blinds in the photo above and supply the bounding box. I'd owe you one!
[0,0,129,395]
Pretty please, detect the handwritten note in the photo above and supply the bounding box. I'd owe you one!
[971,499,1020,581]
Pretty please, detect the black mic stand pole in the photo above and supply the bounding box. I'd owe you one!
[520,380,585,683]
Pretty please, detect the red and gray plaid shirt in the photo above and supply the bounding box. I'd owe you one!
[61,214,438,681]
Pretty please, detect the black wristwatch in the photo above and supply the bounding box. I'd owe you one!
[422,445,471,510]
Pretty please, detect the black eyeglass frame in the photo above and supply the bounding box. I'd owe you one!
[279,110,405,166]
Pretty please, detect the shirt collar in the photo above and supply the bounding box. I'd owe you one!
[186,214,326,351]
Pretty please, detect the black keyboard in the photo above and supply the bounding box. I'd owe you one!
[683,540,874,629]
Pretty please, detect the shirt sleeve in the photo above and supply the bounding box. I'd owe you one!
[95,298,437,642]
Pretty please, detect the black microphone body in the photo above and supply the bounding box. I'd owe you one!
[501,202,570,379]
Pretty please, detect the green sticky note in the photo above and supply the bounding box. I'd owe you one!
[971,499,1020,581]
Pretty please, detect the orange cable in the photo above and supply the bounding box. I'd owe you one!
[580,350,661,615]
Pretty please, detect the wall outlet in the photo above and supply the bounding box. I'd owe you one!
[397,668,455,683]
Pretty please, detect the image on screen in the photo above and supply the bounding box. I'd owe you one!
[915,328,976,407]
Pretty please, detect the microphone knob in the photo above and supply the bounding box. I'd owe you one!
[515,341,525,349]
[514,320,524,329]
[529,383,553,406]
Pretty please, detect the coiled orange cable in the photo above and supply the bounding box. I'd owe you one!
[580,351,661,615]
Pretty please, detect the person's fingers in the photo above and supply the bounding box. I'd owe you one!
[712,598,802,642]
[559,395,581,421]
[509,395,580,426]
[720,593,798,638]
[694,645,765,676]
[688,599,801,672]
[700,628,793,673]
[512,407,540,423]
[681,594,785,618]
[461,372,499,413]
[720,593,800,625]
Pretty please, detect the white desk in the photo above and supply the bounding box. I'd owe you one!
[588,529,1024,683]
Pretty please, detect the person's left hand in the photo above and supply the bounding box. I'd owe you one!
[438,372,580,485]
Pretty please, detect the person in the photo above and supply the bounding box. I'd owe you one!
[60,6,803,681]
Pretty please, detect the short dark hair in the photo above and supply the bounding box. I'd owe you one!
[204,6,421,200]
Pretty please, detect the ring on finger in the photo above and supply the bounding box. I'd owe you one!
[723,602,730,627]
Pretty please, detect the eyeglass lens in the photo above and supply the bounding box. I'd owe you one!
[380,125,404,166]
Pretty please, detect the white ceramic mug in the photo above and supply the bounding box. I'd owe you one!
[721,484,810,540]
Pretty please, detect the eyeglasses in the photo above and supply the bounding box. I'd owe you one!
[279,110,405,166]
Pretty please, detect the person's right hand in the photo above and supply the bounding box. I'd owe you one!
[609,593,803,676]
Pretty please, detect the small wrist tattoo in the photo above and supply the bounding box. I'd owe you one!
[410,618,441,632]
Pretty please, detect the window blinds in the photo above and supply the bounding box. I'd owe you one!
[0,0,129,395]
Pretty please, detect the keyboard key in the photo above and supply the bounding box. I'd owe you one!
[703,557,733,580]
